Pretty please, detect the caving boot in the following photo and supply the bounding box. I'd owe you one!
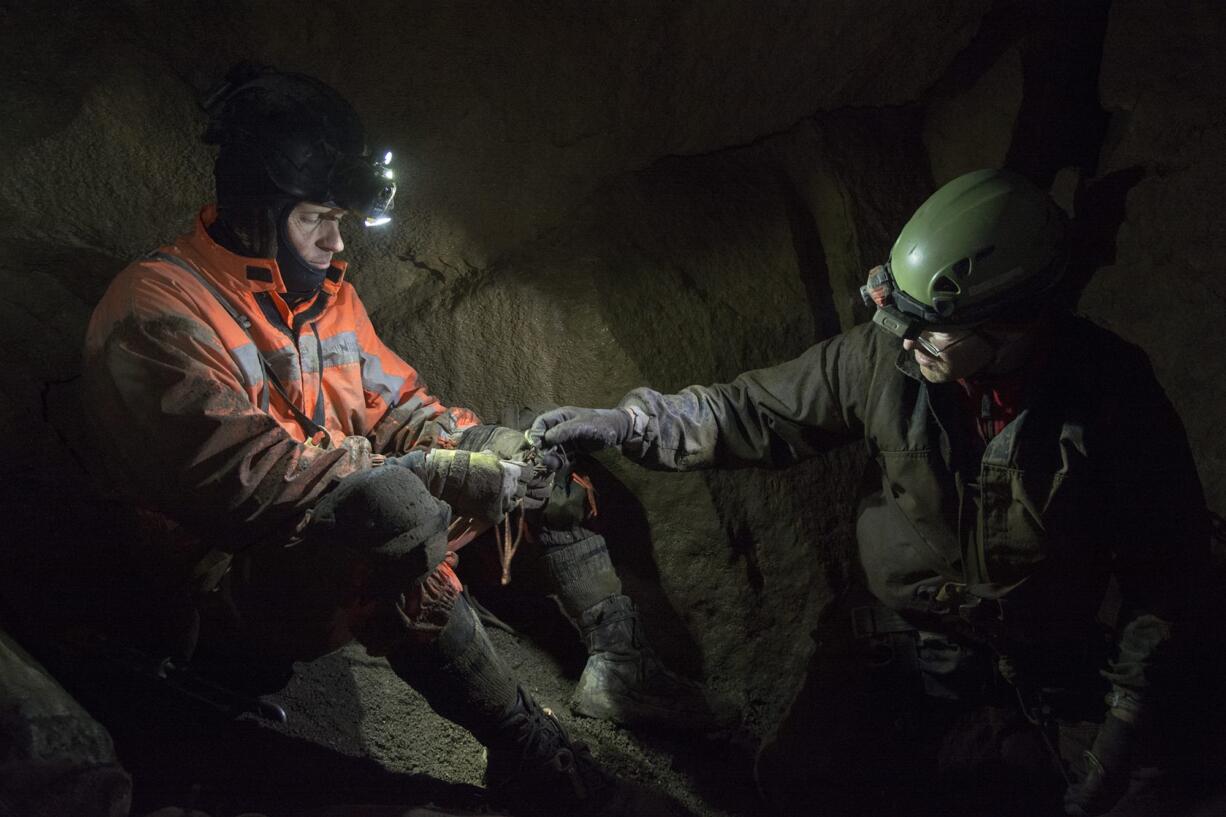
[570,594,729,732]
[537,522,730,733]
[484,687,691,816]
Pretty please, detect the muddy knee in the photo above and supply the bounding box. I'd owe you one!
[307,465,452,597]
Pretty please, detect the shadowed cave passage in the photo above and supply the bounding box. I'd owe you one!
[2,1,1226,816]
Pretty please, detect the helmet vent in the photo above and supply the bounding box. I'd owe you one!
[969,246,996,279]
[952,258,971,279]
[933,274,960,294]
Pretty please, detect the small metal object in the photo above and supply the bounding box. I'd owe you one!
[257,699,288,724]
[154,656,289,724]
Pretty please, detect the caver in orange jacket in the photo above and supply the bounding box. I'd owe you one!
[82,204,478,552]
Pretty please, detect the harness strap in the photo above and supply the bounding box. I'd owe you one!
[145,251,331,594]
[146,251,330,445]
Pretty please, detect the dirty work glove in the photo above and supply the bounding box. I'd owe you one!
[528,406,635,460]
[539,464,590,530]
[392,449,536,523]
[1063,713,1137,815]
[519,460,553,511]
[456,423,534,460]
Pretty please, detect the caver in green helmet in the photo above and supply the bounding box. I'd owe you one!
[862,169,1069,347]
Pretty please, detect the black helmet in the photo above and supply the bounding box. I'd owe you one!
[202,63,396,227]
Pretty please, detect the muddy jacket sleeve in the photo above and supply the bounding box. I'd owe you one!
[616,324,876,470]
[1095,348,1209,716]
[83,283,369,546]
[353,295,480,454]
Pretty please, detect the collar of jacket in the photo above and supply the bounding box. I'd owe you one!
[186,204,349,299]
[894,345,923,381]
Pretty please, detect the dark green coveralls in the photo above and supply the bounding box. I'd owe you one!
[615,314,1207,812]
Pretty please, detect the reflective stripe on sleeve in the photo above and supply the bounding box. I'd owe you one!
[230,342,265,390]
[359,347,408,408]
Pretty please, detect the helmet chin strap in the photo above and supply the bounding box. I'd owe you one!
[965,327,1034,381]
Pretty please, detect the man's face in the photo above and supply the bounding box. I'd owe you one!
[285,202,346,268]
[902,323,1035,383]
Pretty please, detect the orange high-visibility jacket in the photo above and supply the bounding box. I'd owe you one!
[82,205,478,545]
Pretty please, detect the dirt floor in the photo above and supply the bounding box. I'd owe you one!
[74,548,1226,817]
[91,569,763,817]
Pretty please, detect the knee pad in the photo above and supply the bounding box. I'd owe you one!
[308,466,450,596]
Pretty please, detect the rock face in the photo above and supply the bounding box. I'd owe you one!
[0,628,132,817]
[0,1,1223,814]
[1080,0,1226,510]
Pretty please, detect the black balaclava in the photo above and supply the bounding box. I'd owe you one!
[209,142,287,259]
[275,201,331,305]
[209,144,330,306]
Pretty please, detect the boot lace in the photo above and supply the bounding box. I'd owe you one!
[492,700,614,807]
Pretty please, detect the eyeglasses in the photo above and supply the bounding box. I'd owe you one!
[912,322,1036,358]
[911,328,978,358]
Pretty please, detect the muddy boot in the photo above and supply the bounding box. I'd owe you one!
[540,527,726,732]
[485,687,690,816]
[571,594,726,731]
[384,567,687,816]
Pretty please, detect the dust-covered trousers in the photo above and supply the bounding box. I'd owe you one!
[187,464,472,692]
[754,607,1105,817]
[754,490,1161,817]
[184,463,520,742]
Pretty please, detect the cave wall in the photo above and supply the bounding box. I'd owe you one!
[1,0,1221,770]
[1081,0,1226,512]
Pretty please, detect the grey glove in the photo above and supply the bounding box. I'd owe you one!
[392,449,540,523]
[456,423,534,460]
[1063,713,1137,816]
[527,406,635,460]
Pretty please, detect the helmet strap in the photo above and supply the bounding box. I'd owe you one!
[965,322,1044,381]
[210,204,281,259]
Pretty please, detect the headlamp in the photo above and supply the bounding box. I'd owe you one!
[328,150,397,227]
[860,262,945,357]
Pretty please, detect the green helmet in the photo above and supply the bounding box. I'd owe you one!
[864,169,1068,339]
